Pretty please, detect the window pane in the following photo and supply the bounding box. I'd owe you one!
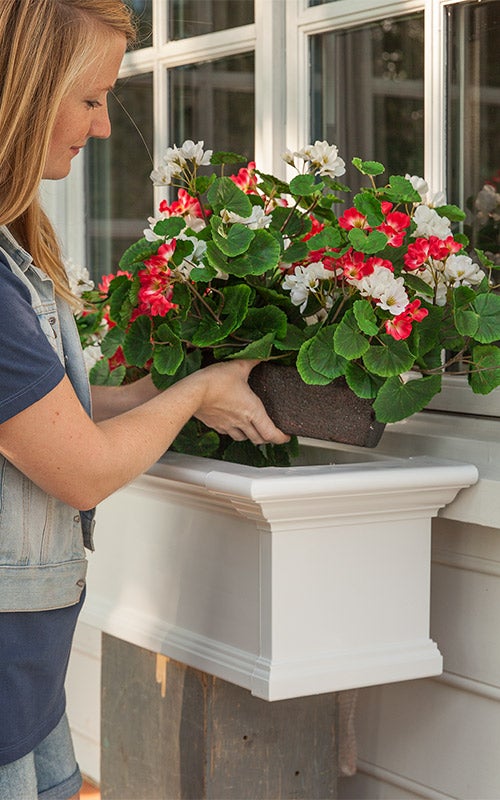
[311,14,424,191]
[168,0,253,40]
[125,0,153,48]
[169,53,254,160]
[447,0,500,264]
[85,74,154,282]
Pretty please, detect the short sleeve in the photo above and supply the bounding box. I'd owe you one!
[0,258,65,424]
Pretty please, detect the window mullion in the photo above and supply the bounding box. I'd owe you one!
[254,0,287,173]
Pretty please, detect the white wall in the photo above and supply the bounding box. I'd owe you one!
[339,481,500,798]
[66,622,101,784]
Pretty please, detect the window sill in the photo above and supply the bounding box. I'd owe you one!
[323,409,500,530]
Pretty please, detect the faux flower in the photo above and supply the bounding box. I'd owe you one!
[76,140,500,465]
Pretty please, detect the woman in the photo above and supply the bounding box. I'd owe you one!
[0,2,288,798]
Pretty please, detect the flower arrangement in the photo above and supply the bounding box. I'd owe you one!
[77,139,500,465]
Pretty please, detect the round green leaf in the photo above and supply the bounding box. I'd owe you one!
[373,374,442,423]
[362,337,414,377]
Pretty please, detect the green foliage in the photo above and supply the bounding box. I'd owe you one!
[77,139,500,465]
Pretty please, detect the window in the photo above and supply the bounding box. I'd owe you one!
[46,0,499,416]
[447,0,499,263]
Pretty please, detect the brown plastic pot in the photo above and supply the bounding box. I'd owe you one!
[248,363,385,448]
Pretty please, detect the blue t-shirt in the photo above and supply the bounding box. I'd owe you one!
[0,253,83,765]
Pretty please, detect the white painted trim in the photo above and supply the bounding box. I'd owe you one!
[356,759,459,800]
[81,596,442,702]
[298,0,425,33]
[433,671,500,702]
[432,548,500,579]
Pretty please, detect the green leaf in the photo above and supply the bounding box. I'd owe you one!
[373,374,442,422]
[333,310,370,360]
[435,204,466,222]
[469,345,500,394]
[189,263,217,282]
[344,361,383,399]
[150,348,202,390]
[353,299,379,336]
[274,323,310,351]
[306,226,343,250]
[210,150,247,165]
[222,439,268,467]
[348,227,388,254]
[191,284,252,346]
[226,332,276,360]
[170,238,195,267]
[472,293,500,343]
[403,272,434,297]
[89,358,125,386]
[153,341,184,375]
[281,240,309,264]
[408,303,443,357]
[118,238,160,271]
[235,306,288,340]
[296,337,337,385]
[210,216,255,257]
[270,206,312,239]
[303,326,348,380]
[100,325,125,358]
[207,176,252,217]
[194,175,216,195]
[383,175,421,204]
[352,158,385,176]
[153,217,186,238]
[220,229,281,277]
[354,192,384,226]
[108,277,135,327]
[362,336,415,377]
[152,322,184,375]
[172,419,221,458]
[452,285,479,337]
[289,174,324,196]
[122,315,153,367]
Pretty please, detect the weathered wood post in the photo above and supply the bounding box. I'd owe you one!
[100,635,339,800]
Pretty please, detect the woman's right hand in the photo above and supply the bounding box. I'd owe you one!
[190,359,290,446]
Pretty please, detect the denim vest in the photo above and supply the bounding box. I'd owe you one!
[0,226,95,612]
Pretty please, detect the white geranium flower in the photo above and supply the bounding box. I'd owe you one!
[444,254,485,287]
[220,206,271,230]
[416,266,448,306]
[144,216,163,241]
[295,140,346,179]
[178,140,213,166]
[64,258,94,298]
[405,174,447,208]
[412,205,452,240]
[282,261,331,313]
[82,343,103,373]
[281,148,295,167]
[150,163,181,186]
[405,174,429,199]
[356,266,409,315]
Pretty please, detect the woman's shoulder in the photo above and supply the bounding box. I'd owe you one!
[0,249,32,305]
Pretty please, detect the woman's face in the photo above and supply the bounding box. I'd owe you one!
[43,34,127,180]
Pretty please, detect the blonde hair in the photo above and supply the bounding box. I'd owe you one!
[0,0,136,303]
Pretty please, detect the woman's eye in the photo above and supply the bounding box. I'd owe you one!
[85,100,101,110]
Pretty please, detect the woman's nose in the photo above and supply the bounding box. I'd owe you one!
[90,104,112,139]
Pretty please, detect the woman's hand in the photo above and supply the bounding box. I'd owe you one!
[191,360,290,446]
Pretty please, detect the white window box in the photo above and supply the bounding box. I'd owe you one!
[82,445,476,700]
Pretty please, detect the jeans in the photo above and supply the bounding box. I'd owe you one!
[0,714,82,800]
